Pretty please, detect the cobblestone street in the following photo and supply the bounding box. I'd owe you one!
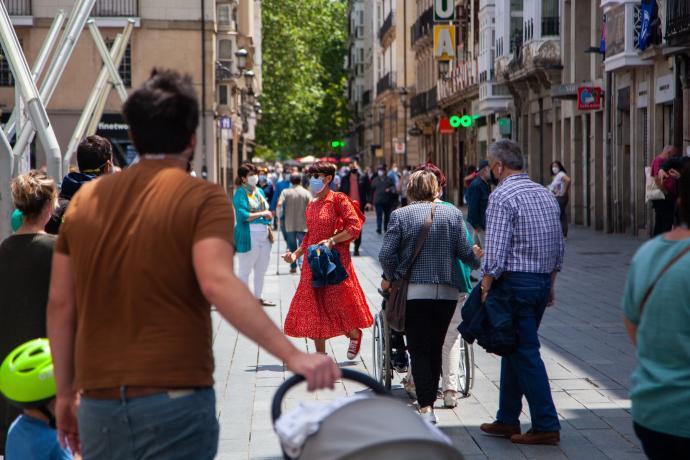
[215,214,646,459]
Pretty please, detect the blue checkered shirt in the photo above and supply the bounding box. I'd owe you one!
[483,173,564,278]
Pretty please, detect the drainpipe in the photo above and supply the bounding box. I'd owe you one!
[201,0,208,178]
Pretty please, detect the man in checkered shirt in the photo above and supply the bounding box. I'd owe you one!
[478,139,565,446]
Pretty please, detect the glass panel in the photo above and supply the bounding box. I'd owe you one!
[217,5,230,26]
[219,40,233,60]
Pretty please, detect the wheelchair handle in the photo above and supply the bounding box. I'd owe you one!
[271,369,389,423]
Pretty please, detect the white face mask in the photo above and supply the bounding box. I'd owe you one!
[378,170,384,177]
[552,167,560,175]
[247,175,259,187]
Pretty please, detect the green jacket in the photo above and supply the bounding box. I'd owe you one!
[233,186,270,253]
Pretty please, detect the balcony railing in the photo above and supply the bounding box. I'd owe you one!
[410,86,437,118]
[411,6,433,46]
[377,72,396,95]
[92,0,138,17]
[542,16,560,36]
[378,10,394,41]
[667,0,690,44]
[2,0,31,15]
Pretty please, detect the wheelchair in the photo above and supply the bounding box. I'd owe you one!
[372,289,475,396]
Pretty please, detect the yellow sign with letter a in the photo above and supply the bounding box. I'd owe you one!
[433,24,455,61]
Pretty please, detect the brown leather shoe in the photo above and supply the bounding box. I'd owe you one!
[480,421,521,438]
[510,429,560,445]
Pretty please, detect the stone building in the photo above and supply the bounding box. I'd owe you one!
[0,0,262,191]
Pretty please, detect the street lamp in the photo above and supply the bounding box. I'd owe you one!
[235,48,248,70]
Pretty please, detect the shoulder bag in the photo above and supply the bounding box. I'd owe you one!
[644,166,665,202]
[386,203,436,332]
[639,245,690,314]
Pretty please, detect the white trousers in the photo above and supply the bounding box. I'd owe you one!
[237,228,272,299]
[441,293,468,393]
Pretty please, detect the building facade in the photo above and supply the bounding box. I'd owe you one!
[0,0,261,192]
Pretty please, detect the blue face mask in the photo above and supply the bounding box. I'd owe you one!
[259,175,267,182]
[309,177,325,195]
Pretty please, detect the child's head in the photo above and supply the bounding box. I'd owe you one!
[0,339,57,425]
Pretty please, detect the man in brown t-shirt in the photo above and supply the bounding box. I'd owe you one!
[46,70,339,459]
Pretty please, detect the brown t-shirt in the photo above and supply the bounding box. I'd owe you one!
[56,159,234,391]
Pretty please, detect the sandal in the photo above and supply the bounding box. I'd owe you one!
[260,299,276,307]
[346,329,362,360]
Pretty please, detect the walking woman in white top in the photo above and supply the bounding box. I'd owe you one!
[548,161,571,238]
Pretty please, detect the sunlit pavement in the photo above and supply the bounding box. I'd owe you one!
[213,212,646,459]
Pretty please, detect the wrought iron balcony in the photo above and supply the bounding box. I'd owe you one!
[2,0,31,15]
[411,6,433,46]
[377,72,396,95]
[93,0,138,17]
[410,86,437,118]
[667,0,690,46]
[542,16,560,36]
[378,10,394,42]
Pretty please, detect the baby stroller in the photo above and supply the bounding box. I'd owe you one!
[272,369,464,460]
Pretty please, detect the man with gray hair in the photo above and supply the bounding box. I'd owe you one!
[478,139,564,445]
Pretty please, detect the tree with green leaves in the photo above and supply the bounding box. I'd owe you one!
[257,0,349,159]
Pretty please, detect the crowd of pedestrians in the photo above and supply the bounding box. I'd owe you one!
[0,69,687,459]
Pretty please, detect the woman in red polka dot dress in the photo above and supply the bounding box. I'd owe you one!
[282,162,373,359]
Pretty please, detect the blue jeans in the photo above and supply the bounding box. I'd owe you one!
[78,388,218,460]
[284,231,305,269]
[375,203,392,232]
[495,272,561,432]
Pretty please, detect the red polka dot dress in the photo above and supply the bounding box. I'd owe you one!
[284,191,373,339]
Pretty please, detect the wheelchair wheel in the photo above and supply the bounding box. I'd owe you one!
[372,313,385,386]
[458,339,474,396]
[382,314,392,390]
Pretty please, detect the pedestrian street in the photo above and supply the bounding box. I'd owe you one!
[214,213,646,460]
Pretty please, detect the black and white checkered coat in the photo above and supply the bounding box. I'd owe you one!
[378,202,480,290]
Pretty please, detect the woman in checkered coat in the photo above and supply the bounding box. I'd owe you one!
[379,170,481,424]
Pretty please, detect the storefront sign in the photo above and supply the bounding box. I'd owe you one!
[655,73,675,104]
[438,117,454,134]
[434,0,455,21]
[433,25,455,61]
[551,83,579,99]
[577,86,603,110]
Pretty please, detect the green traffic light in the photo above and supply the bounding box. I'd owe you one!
[331,140,345,148]
[449,115,462,128]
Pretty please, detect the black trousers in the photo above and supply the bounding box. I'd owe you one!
[652,197,675,236]
[556,195,569,237]
[634,422,690,460]
[405,299,457,408]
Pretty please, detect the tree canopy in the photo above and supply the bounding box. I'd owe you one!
[257,0,349,159]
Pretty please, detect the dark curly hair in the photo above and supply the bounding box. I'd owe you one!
[122,69,199,154]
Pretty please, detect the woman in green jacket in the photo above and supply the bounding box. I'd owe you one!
[233,162,276,306]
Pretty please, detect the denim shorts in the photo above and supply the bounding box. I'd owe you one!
[78,388,218,460]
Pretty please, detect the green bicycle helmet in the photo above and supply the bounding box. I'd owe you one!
[0,338,56,407]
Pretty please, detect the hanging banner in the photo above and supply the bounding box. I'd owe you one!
[639,0,654,50]
[433,25,455,61]
[434,0,455,21]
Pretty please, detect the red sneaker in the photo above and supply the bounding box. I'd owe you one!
[347,330,362,360]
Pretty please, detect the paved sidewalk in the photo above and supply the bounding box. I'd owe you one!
[215,214,646,459]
